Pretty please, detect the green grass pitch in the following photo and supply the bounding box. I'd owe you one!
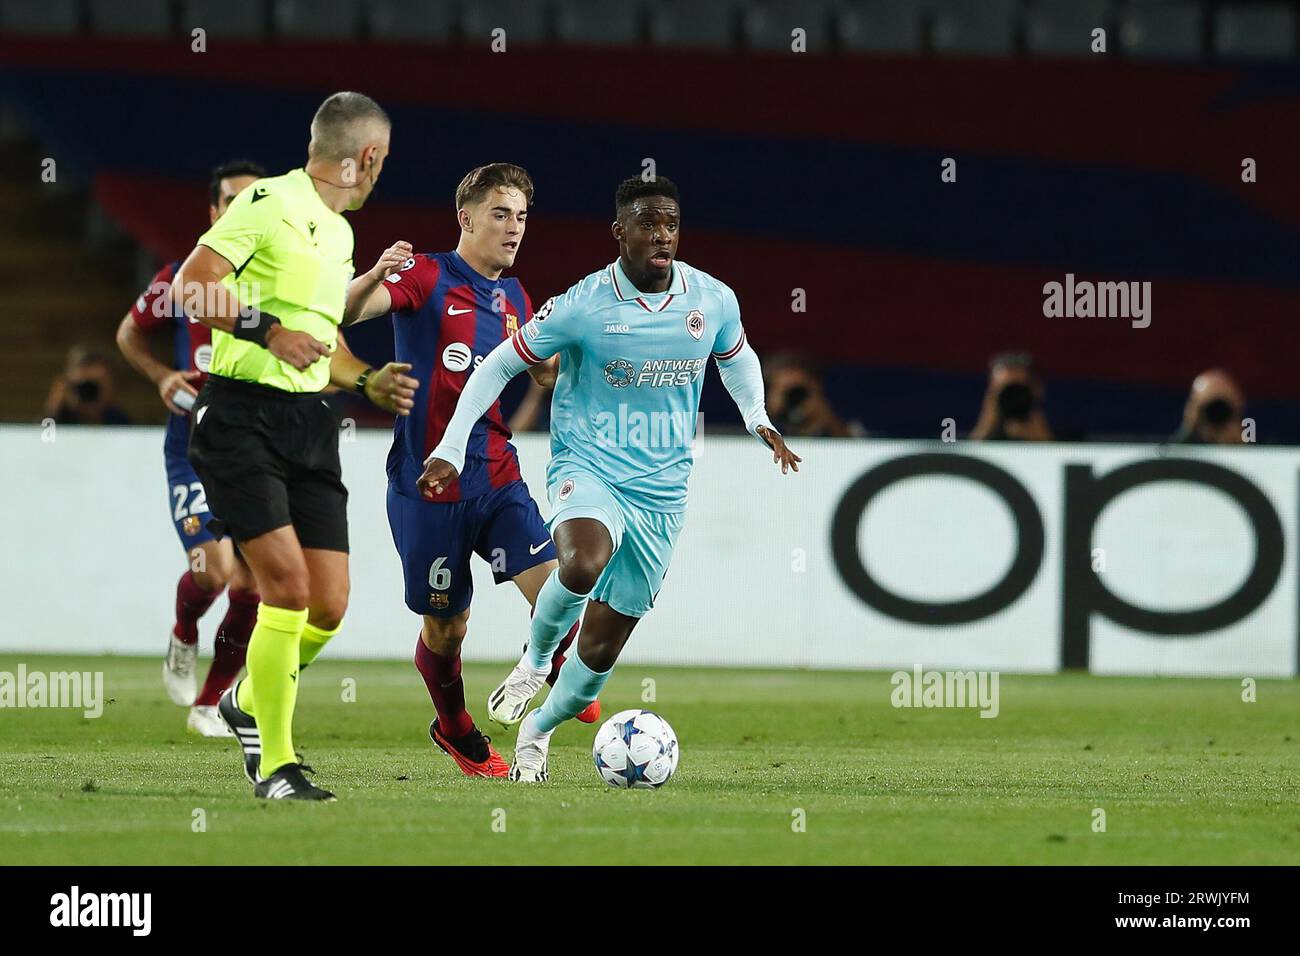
[1,654,1297,865]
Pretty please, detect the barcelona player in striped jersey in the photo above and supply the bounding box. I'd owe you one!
[114,161,266,737]
[343,163,596,778]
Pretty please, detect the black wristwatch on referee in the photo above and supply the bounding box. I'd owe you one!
[354,367,375,395]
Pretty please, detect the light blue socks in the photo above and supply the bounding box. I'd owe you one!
[526,569,588,671]
[535,649,612,733]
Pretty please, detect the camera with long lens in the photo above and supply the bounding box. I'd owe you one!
[1199,398,1234,428]
[995,382,1035,422]
[71,379,102,404]
[781,384,812,426]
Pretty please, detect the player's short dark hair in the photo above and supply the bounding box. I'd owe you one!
[615,176,680,217]
[309,91,391,162]
[455,163,535,211]
[209,160,267,207]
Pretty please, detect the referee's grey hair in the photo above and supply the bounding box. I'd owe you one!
[308,92,391,162]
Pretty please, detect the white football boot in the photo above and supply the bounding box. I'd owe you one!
[162,633,198,706]
[487,655,550,728]
[186,704,234,737]
[509,711,552,783]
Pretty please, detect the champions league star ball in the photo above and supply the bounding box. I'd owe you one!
[592,709,679,789]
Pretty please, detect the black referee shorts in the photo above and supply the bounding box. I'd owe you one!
[188,374,349,553]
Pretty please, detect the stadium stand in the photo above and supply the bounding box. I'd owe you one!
[368,0,457,44]
[1216,2,1297,58]
[0,133,140,422]
[2,2,1300,439]
[1121,1,1205,60]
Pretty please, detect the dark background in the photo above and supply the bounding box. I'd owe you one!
[2,0,1299,440]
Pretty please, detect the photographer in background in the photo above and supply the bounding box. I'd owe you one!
[43,346,131,426]
[763,351,863,438]
[1170,369,1246,445]
[971,351,1052,442]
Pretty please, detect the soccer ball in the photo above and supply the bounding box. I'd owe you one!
[592,709,679,789]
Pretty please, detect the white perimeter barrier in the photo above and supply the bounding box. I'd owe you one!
[1,425,1294,676]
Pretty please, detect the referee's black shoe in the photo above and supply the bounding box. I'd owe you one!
[253,762,336,801]
[218,682,262,785]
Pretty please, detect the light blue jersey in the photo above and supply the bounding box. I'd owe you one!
[513,258,748,513]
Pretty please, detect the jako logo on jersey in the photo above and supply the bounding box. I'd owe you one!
[559,478,576,500]
[194,344,212,372]
[443,343,474,372]
[686,310,705,340]
[604,323,632,334]
[604,359,636,388]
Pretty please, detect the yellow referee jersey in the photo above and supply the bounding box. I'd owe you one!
[197,168,354,393]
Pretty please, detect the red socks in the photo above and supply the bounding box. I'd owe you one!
[194,588,258,707]
[547,620,581,687]
[414,637,473,738]
[174,570,219,644]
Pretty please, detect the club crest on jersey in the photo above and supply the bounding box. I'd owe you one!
[182,515,203,537]
[442,342,473,372]
[604,359,636,388]
[686,309,705,340]
[559,478,576,501]
[505,313,519,336]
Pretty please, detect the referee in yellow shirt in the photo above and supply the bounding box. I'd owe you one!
[173,92,416,800]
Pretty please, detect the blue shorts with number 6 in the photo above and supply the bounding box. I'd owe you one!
[545,465,685,620]
[386,479,557,618]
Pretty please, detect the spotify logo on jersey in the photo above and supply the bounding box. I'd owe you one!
[442,343,473,372]
[194,344,212,372]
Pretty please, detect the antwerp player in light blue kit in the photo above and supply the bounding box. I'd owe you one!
[419,177,801,782]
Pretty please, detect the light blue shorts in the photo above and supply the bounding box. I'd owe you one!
[545,467,684,619]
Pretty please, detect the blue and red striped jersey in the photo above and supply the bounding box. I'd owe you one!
[384,250,532,502]
[130,259,213,440]
[130,260,214,380]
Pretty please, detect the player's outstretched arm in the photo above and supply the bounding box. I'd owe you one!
[115,312,201,415]
[717,342,801,474]
[756,424,802,475]
[343,240,411,325]
[418,337,530,495]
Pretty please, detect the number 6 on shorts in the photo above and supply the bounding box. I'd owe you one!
[428,556,452,591]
